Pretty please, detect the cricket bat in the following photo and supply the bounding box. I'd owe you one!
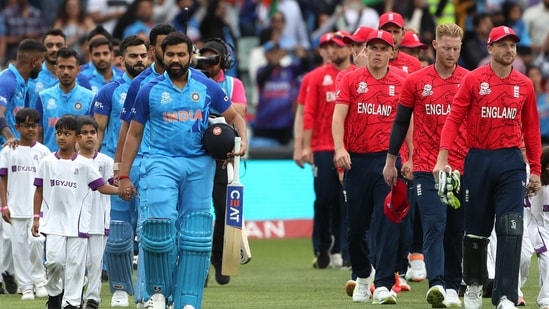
[240,217,252,264]
[222,137,246,275]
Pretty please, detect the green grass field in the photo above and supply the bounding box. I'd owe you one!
[0,238,542,308]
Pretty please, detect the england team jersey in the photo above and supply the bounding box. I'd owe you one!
[36,84,95,151]
[390,51,422,74]
[0,142,50,218]
[400,65,469,173]
[440,65,542,175]
[34,152,106,237]
[0,64,28,138]
[94,73,132,156]
[83,152,113,236]
[304,64,346,151]
[336,67,405,153]
[297,70,314,105]
[130,70,230,157]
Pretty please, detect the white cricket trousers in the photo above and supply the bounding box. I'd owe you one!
[11,218,46,291]
[45,235,87,307]
[84,235,106,303]
[0,219,14,276]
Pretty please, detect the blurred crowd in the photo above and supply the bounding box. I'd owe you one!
[0,0,548,147]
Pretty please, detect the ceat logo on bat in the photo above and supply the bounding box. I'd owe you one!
[226,187,244,229]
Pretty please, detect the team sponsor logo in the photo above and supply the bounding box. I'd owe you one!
[322,74,333,86]
[50,179,77,188]
[98,166,103,172]
[401,66,409,73]
[11,165,36,172]
[388,85,395,96]
[191,92,200,101]
[422,84,433,96]
[0,96,7,104]
[160,92,172,104]
[479,82,491,95]
[325,91,337,102]
[357,82,368,94]
[94,101,103,109]
[47,98,57,110]
[119,93,126,105]
[513,86,520,98]
[74,102,83,111]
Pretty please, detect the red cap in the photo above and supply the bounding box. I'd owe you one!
[487,26,520,45]
[384,179,410,224]
[378,12,404,29]
[343,26,374,44]
[330,30,351,47]
[366,30,395,48]
[401,31,428,49]
[319,32,333,47]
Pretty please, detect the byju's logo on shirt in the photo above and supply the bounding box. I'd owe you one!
[479,82,491,95]
[11,165,36,172]
[50,179,77,188]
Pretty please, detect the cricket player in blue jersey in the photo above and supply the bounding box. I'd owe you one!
[110,24,176,308]
[35,48,95,151]
[0,39,45,142]
[93,35,149,308]
[118,32,247,309]
[27,29,92,109]
[84,38,124,94]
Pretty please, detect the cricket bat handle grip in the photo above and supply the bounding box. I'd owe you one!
[233,136,241,182]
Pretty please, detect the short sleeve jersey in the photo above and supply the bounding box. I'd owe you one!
[36,84,95,151]
[93,73,132,156]
[336,67,405,153]
[399,65,469,173]
[440,65,542,174]
[34,152,106,237]
[297,70,313,105]
[130,70,230,157]
[304,64,346,151]
[86,67,124,94]
[390,51,422,74]
[0,142,50,218]
[0,64,28,138]
[83,152,113,235]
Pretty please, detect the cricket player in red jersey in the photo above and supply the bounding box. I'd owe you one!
[302,31,352,269]
[333,30,406,305]
[378,12,422,74]
[383,23,469,308]
[433,26,542,309]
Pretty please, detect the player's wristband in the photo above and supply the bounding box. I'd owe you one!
[118,175,130,180]
[1,206,7,211]
[113,162,121,171]
[33,214,40,219]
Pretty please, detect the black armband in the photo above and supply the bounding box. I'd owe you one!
[387,104,413,156]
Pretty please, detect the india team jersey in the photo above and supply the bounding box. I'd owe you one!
[440,65,542,175]
[34,152,106,237]
[400,65,469,173]
[83,152,113,235]
[337,67,405,153]
[389,51,422,74]
[36,84,95,151]
[0,142,50,218]
[0,64,28,138]
[94,74,132,156]
[86,67,124,94]
[304,64,347,151]
[131,70,230,157]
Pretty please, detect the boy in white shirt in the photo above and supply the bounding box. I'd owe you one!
[0,108,51,300]
[76,116,114,309]
[32,115,118,309]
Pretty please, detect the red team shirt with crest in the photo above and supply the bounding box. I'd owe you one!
[440,65,542,175]
[390,51,422,74]
[400,65,470,173]
[304,64,346,151]
[336,67,405,153]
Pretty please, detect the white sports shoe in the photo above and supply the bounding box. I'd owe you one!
[372,286,397,304]
[149,293,166,309]
[330,253,343,268]
[21,289,35,300]
[426,285,446,308]
[496,296,517,309]
[111,290,130,307]
[406,253,427,282]
[444,289,462,307]
[34,280,48,298]
[464,285,483,309]
[182,306,195,309]
[352,277,371,303]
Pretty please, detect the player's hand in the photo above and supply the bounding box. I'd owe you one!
[1,207,10,224]
[432,160,451,184]
[526,174,542,196]
[2,137,19,149]
[401,160,414,180]
[293,146,304,168]
[113,171,120,187]
[302,147,314,165]
[383,163,398,186]
[333,148,351,171]
[118,178,137,201]
[31,219,40,237]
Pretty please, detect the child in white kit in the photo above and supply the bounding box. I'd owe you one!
[31,115,118,309]
[0,108,50,300]
[77,116,114,308]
